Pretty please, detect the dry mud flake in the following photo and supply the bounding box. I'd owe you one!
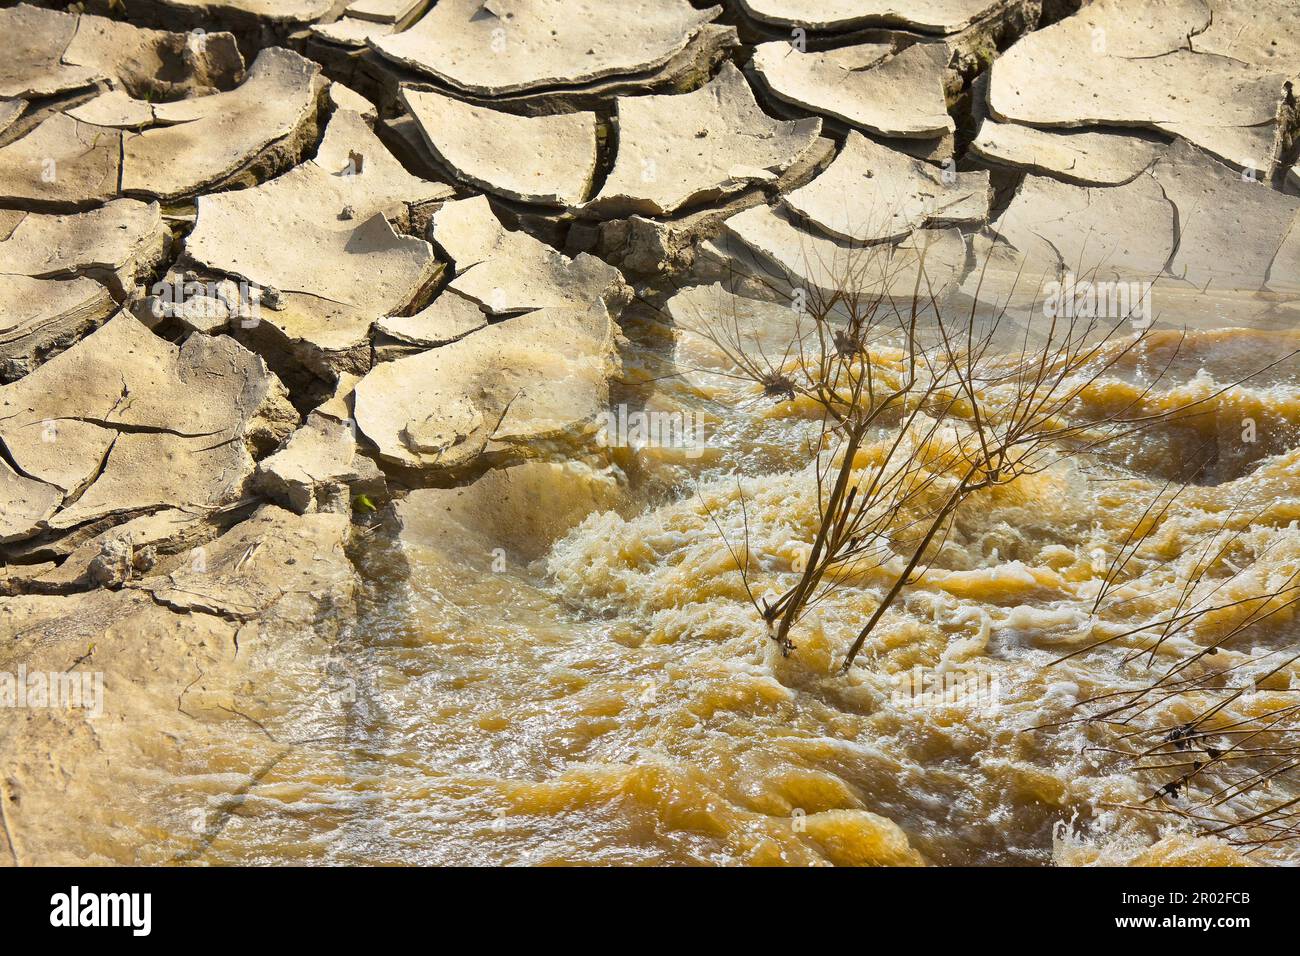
[991,171,1176,281]
[751,40,954,141]
[144,504,355,620]
[1,457,63,544]
[952,171,1180,328]
[0,276,116,383]
[782,130,989,243]
[255,415,384,516]
[360,22,739,119]
[969,119,1165,185]
[401,86,598,207]
[353,302,618,470]
[126,0,338,25]
[431,196,629,315]
[736,0,1013,33]
[0,198,171,299]
[718,202,968,300]
[0,98,25,136]
[185,109,450,372]
[589,62,822,216]
[0,113,122,208]
[311,17,396,48]
[59,10,245,98]
[988,0,1296,173]
[345,0,428,25]
[66,90,161,129]
[0,3,244,104]
[23,506,230,592]
[0,4,106,99]
[1193,0,1300,63]
[328,82,378,122]
[373,0,719,95]
[377,288,488,347]
[0,314,296,544]
[1151,140,1300,305]
[121,48,327,201]
[0,504,357,865]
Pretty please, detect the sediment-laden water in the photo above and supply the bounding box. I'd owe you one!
[109,318,1296,867]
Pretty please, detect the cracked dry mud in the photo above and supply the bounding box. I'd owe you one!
[1,0,1299,869]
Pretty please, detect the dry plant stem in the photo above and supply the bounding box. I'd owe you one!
[840,460,979,671]
[670,221,1300,846]
[1036,473,1300,846]
[685,237,1295,676]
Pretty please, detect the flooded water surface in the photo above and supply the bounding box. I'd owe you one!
[151,315,1300,867]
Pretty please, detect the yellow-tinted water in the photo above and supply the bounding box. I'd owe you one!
[70,318,1300,867]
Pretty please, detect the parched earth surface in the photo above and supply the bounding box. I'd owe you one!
[0,0,1298,866]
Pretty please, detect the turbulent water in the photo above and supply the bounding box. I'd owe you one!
[87,315,1300,867]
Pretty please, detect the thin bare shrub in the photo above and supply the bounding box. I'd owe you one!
[669,222,1300,848]
[678,232,1275,673]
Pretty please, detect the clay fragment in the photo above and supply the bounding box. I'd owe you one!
[736,0,1013,35]
[0,276,117,383]
[969,120,1165,185]
[353,303,618,470]
[184,109,451,375]
[589,62,822,216]
[402,86,599,207]
[373,0,720,96]
[751,41,954,141]
[782,131,990,243]
[988,0,1297,173]
[0,314,296,543]
[431,196,630,316]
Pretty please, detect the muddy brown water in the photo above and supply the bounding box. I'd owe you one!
[105,313,1293,867]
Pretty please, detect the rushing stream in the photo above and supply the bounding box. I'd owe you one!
[125,308,1300,867]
